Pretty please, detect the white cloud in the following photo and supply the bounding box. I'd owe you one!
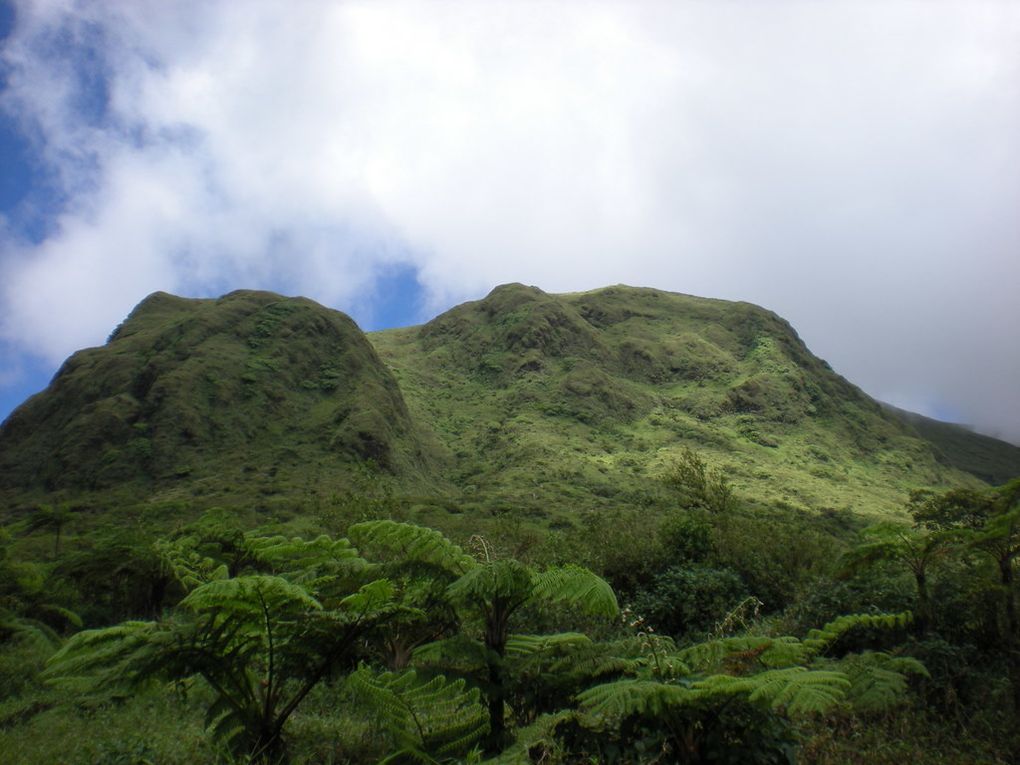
[1,0,1018,441]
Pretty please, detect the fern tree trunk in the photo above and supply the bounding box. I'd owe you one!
[484,600,512,753]
[914,570,930,638]
[998,556,1020,716]
[487,654,507,751]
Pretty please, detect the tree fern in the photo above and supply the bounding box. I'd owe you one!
[425,550,619,750]
[830,651,929,713]
[349,520,475,576]
[348,667,488,762]
[531,565,619,618]
[45,534,403,762]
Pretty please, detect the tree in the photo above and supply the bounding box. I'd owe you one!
[663,447,735,516]
[348,520,471,670]
[45,533,401,762]
[907,480,1020,713]
[449,558,618,749]
[351,521,619,751]
[841,523,949,636]
[967,480,1020,713]
[25,503,79,557]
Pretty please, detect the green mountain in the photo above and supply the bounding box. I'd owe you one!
[1,283,1015,523]
[0,290,442,502]
[882,404,1020,486]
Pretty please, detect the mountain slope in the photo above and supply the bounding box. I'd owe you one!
[883,404,1020,485]
[1,284,1015,523]
[0,290,443,499]
[369,284,1012,518]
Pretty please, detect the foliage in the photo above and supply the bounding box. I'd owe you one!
[563,612,917,762]
[663,447,736,515]
[44,534,402,762]
[348,667,488,763]
[629,564,748,640]
[1,280,1018,762]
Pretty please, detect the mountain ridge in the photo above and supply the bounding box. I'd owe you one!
[1,283,1016,523]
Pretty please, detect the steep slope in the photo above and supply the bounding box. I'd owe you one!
[0,291,444,499]
[370,284,1011,518]
[883,404,1020,486]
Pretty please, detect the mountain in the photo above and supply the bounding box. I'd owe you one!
[1,284,1016,521]
[0,290,442,501]
[370,284,1014,519]
[882,404,1020,486]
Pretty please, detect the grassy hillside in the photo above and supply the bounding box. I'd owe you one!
[370,283,1006,521]
[0,290,446,515]
[883,404,1020,485]
[1,283,1016,531]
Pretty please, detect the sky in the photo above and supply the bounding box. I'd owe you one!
[0,1,1018,443]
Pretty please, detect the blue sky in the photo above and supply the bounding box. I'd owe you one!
[0,1,1018,441]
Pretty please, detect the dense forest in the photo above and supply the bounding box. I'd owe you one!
[2,285,1019,763]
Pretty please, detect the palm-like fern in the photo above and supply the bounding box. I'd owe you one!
[348,667,488,763]
[828,651,929,713]
[344,523,619,750]
[348,520,475,577]
[46,541,402,762]
[562,611,921,761]
[347,521,473,669]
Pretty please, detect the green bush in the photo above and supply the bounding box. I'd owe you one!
[630,564,748,640]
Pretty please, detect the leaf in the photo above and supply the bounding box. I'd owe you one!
[349,667,488,761]
[349,521,475,575]
[532,565,619,618]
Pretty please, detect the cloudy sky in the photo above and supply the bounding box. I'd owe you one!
[0,1,1018,443]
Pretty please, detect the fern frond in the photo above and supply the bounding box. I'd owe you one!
[677,635,808,673]
[339,577,396,616]
[576,678,699,722]
[155,536,228,591]
[181,575,321,616]
[505,632,591,657]
[834,651,929,713]
[349,667,488,760]
[246,534,366,580]
[699,667,850,715]
[531,565,619,618]
[413,635,490,674]
[478,711,575,765]
[43,621,162,690]
[0,611,63,649]
[349,521,475,575]
[803,612,912,656]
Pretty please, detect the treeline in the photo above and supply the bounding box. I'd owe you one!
[1,454,1019,763]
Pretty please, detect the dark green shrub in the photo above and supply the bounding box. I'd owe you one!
[630,564,748,640]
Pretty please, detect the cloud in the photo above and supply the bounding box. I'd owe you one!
[1,0,1018,442]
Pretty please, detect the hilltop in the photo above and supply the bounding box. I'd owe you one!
[0,290,444,507]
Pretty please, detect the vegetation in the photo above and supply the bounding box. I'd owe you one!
[1,283,1019,761]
